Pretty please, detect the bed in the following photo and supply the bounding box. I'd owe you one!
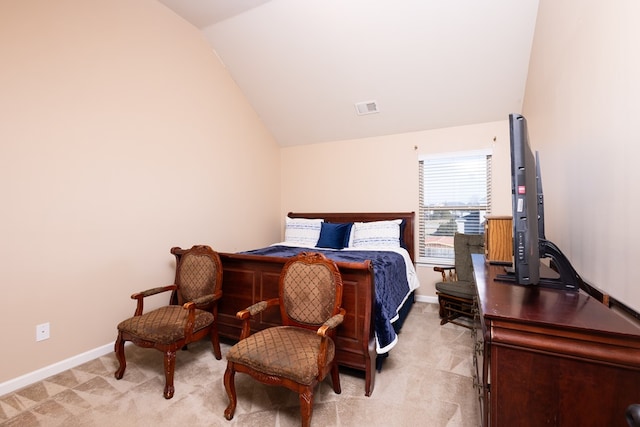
[217,212,419,396]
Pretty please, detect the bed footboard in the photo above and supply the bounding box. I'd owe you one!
[218,252,377,396]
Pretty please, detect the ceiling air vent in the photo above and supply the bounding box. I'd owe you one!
[354,100,379,115]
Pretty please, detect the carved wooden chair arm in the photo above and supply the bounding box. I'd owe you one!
[433,266,457,282]
[181,301,198,341]
[189,289,223,309]
[130,284,178,316]
[181,289,224,340]
[317,308,347,373]
[236,298,279,339]
[317,308,346,337]
[189,295,212,308]
[212,289,223,302]
[131,284,177,299]
[237,298,280,319]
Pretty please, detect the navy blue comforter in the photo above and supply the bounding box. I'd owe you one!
[240,245,411,352]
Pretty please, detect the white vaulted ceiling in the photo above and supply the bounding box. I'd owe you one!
[157,0,539,146]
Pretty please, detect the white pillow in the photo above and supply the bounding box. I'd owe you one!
[350,219,402,248]
[284,217,323,246]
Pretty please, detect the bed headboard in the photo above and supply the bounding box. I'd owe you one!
[288,212,416,263]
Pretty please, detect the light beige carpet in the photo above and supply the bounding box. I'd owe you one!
[0,302,479,426]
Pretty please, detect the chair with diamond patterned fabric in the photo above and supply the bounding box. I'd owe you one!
[114,245,223,399]
[223,252,345,427]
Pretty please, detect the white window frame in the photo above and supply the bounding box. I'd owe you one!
[418,149,492,265]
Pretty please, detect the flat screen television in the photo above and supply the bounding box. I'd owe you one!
[509,113,540,284]
[498,113,582,291]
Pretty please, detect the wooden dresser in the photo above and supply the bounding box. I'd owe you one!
[471,254,640,427]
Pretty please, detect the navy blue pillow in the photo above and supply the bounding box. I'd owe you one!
[316,222,353,249]
[400,218,407,249]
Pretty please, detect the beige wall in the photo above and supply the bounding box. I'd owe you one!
[0,0,281,384]
[523,1,640,312]
[9,0,637,394]
[281,120,513,299]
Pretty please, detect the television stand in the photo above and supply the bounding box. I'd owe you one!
[494,264,578,291]
[494,239,581,291]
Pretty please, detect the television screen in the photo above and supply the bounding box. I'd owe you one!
[499,113,581,291]
[509,113,540,285]
[536,151,545,240]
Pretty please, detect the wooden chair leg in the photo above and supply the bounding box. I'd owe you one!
[211,324,222,360]
[223,362,237,421]
[330,362,341,394]
[438,296,447,318]
[114,334,126,380]
[299,388,313,427]
[163,350,176,399]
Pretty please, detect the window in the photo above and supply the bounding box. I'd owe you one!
[419,150,492,264]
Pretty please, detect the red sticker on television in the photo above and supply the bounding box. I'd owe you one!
[518,185,526,194]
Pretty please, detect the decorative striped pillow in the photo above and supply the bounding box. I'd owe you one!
[350,219,402,248]
[284,217,323,246]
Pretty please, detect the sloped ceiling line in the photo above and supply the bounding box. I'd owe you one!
[158,0,539,146]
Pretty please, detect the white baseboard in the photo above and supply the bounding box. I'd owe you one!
[1,297,439,397]
[0,342,114,397]
[415,294,438,305]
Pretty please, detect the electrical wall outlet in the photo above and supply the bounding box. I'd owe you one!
[36,322,50,341]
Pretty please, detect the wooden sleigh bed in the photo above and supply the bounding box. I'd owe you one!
[217,212,418,397]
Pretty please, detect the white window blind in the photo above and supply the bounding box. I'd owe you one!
[419,151,492,264]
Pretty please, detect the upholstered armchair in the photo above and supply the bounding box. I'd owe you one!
[433,233,485,328]
[114,245,223,399]
[223,252,346,427]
